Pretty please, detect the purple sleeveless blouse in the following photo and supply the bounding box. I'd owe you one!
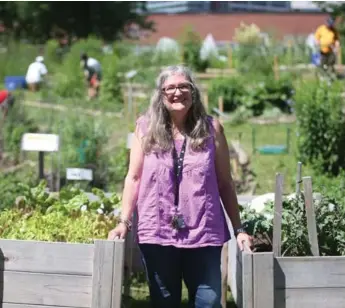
[136,115,231,248]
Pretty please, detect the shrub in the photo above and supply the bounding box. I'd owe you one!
[295,80,345,176]
[53,37,103,99]
[99,53,123,106]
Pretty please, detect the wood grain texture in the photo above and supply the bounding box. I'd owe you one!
[275,256,345,289]
[0,271,91,307]
[253,253,274,308]
[111,240,125,308]
[91,240,115,308]
[242,251,253,308]
[303,177,320,256]
[275,288,345,308]
[0,239,94,275]
[273,173,284,257]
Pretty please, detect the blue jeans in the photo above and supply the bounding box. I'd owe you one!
[139,244,222,308]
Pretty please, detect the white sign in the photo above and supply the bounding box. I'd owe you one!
[21,133,59,152]
[126,132,134,149]
[66,168,93,181]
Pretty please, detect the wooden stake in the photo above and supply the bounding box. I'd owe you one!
[273,55,279,81]
[273,173,284,256]
[303,176,320,256]
[228,43,233,69]
[218,96,224,124]
[337,46,342,66]
[203,94,209,113]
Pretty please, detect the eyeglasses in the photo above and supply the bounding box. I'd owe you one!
[162,84,192,95]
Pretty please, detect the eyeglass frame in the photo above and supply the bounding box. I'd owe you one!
[161,82,194,95]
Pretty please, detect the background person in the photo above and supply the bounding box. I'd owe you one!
[108,65,253,308]
[80,52,102,100]
[0,89,14,119]
[315,17,340,76]
[25,56,48,92]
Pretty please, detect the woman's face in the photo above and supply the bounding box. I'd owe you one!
[162,73,193,115]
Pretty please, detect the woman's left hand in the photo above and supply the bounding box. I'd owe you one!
[236,232,253,252]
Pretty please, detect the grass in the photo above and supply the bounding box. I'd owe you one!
[127,280,236,307]
[224,121,313,195]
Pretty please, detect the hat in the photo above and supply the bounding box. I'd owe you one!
[35,56,44,63]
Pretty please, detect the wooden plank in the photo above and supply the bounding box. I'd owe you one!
[242,251,253,308]
[303,176,320,256]
[295,161,302,196]
[0,271,91,307]
[0,239,94,275]
[227,235,241,305]
[275,288,345,308]
[273,173,284,256]
[253,253,274,308]
[91,240,115,308]
[3,304,73,308]
[111,239,125,308]
[275,256,345,289]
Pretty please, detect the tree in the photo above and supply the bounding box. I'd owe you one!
[0,1,154,42]
[314,2,345,34]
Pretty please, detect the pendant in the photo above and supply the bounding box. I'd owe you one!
[171,214,186,230]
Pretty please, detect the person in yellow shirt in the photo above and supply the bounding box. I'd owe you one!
[314,17,340,74]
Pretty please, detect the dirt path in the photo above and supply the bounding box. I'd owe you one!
[23,100,123,118]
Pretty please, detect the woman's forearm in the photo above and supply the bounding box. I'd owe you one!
[120,175,141,221]
[219,181,242,231]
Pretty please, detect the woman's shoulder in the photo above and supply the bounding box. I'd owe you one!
[206,115,222,135]
[136,114,150,135]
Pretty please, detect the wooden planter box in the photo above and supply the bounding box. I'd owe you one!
[228,174,345,308]
[0,239,125,308]
[229,243,345,308]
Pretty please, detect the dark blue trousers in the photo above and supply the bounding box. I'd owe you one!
[139,244,222,308]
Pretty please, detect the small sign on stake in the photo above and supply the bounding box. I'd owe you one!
[21,133,59,152]
[21,133,60,181]
[66,168,93,181]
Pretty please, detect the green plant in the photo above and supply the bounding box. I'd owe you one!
[180,26,208,72]
[241,191,345,256]
[295,80,345,175]
[98,53,123,106]
[3,101,39,163]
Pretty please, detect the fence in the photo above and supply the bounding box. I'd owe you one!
[0,239,125,308]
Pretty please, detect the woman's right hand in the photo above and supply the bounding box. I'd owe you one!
[107,222,128,240]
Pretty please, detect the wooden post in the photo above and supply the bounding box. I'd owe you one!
[228,43,233,69]
[252,252,274,308]
[38,151,45,180]
[273,55,279,81]
[133,99,137,123]
[303,176,320,256]
[337,46,342,66]
[221,242,228,308]
[123,133,134,299]
[295,161,302,197]
[273,173,284,256]
[218,96,224,124]
[203,93,209,113]
[124,93,130,129]
[287,39,292,66]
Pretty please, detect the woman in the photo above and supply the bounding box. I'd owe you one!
[108,65,252,307]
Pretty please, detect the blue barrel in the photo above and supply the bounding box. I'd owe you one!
[4,76,27,91]
[311,52,321,66]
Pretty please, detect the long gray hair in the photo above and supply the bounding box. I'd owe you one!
[143,65,210,153]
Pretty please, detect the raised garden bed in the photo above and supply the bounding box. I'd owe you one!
[0,239,124,307]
